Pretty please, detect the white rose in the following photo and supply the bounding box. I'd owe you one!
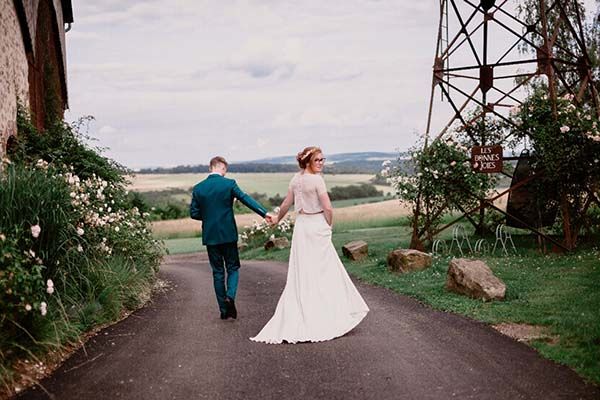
[31,224,41,238]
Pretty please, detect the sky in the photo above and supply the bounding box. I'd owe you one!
[64,0,598,169]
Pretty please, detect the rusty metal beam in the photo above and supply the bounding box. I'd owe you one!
[422,0,600,247]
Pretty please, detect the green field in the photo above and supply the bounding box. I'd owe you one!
[129,172,391,196]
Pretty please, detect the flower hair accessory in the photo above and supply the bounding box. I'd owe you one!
[299,148,316,160]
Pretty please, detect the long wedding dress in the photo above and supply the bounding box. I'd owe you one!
[250,172,369,344]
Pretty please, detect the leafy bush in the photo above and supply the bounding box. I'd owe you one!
[584,205,600,237]
[10,107,128,184]
[0,232,47,325]
[385,137,497,249]
[508,90,600,247]
[0,111,164,392]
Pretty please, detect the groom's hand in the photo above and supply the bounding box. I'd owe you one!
[265,213,277,225]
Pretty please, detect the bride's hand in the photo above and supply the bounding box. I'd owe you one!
[265,213,278,225]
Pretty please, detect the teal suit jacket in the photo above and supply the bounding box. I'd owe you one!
[190,174,267,245]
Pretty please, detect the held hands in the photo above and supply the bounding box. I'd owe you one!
[265,213,278,225]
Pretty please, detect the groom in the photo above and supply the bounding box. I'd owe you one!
[190,156,272,320]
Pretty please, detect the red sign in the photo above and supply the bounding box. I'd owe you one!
[471,145,503,173]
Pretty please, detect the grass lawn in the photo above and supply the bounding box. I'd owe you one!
[164,237,205,254]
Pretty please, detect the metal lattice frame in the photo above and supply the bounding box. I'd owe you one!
[422,0,600,250]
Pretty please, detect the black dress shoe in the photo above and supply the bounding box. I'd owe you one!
[220,312,228,320]
[224,297,237,319]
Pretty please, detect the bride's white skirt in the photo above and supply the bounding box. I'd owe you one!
[250,213,369,344]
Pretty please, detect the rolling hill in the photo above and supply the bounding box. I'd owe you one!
[137,152,407,174]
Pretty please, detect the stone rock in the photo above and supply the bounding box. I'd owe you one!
[264,237,290,250]
[342,240,368,261]
[237,242,248,251]
[387,249,432,273]
[446,258,506,301]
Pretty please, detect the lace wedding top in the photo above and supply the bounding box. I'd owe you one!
[289,172,328,214]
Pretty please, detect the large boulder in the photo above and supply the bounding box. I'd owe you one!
[446,258,506,301]
[387,249,432,273]
[342,240,368,261]
[264,237,290,250]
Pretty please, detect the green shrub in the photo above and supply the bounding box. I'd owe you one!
[386,137,498,248]
[328,183,383,201]
[508,90,600,248]
[0,110,164,391]
[10,107,128,184]
[0,163,73,274]
[0,232,47,329]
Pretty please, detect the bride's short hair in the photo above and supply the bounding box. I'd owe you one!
[296,146,322,169]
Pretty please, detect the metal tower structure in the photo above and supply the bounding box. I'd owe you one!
[421,0,599,250]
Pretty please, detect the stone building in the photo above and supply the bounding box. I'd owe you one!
[0,0,73,159]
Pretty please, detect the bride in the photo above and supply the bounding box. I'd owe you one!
[250,146,369,344]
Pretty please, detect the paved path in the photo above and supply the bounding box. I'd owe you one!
[18,253,599,400]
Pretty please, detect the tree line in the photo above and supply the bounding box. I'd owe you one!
[137,160,404,175]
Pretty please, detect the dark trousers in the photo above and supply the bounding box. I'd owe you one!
[206,242,240,314]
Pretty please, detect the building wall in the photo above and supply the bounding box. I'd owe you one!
[21,0,68,99]
[0,1,30,160]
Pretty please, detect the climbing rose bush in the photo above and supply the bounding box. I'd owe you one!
[385,135,497,248]
[507,90,600,247]
[0,158,163,368]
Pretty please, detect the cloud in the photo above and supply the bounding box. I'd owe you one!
[75,0,167,25]
[319,66,363,83]
[227,37,302,80]
[256,137,270,148]
[98,125,118,135]
[298,108,342,128]
[229,60,295,79]
[65,0,443,168]
[68,31,102,42]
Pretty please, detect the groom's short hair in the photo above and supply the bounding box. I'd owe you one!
[209,156,228,171]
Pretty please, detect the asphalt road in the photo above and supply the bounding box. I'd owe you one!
[18,253,600,400]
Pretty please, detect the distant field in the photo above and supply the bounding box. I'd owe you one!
[151,191,509,240]
[152,199,412,239]
[128,172,391,196]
